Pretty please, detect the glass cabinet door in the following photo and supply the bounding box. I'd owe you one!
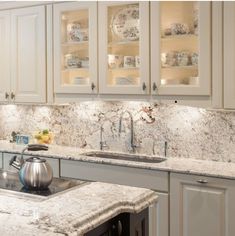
[54,2,97,94]
[151,2,211,96]
[99,2,149,95]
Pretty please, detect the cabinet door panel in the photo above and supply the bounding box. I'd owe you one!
[53,2,98,94]
[11,6,46,103]
[151,2,211,96]
[99,1,150,95]
[0,11,10,102]
[224,3,235,109]
[182,185,224,236]
[170,173,235,236]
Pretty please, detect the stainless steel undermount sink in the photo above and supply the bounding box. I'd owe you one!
[82,151,166,164]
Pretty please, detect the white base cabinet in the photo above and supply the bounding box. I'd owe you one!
[170,173,235,236]
[61,159,169,236]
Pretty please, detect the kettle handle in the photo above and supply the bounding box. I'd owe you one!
[9,155,17,166]
[27,144,48,151]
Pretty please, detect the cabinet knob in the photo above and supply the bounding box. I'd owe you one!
[197,179,208,184]
[5,92,9,100]
[142,82,147,91]
[11,92,15,100]
[91,82,95,91]
[153,82,157,91]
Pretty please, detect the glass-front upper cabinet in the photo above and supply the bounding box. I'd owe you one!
[99,2,149,95]
[53,2,97,94]
[151,2,211,95]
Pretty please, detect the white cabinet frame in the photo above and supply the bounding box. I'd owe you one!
[0,11,10,102]
[11,6,46,103]
[151,2,211,96]
[53,2,98,94]
[98,1,150,95]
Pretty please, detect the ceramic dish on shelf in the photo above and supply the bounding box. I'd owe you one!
[108,54,124,69]
[114,77,136,85]
[170,23,189,35]
[111,5,140,41]
[73,77,89,85]
[67,22,88,42]
[176,51,189,66]
[80,57,89,68]
[64,54,81,69]
[191,52,198,65]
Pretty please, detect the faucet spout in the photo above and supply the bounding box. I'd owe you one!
[119,111,137,152]
[100,124,108,150]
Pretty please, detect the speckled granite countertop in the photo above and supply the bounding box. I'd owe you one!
[0,141,235,180]
[0,181,157,236]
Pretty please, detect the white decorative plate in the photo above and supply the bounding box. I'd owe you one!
[111,5,139,41]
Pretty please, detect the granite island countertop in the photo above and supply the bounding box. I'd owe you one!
[0,181,157,236]
[0,140,235,180]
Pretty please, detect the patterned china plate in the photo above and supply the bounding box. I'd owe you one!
[111,5,139,41]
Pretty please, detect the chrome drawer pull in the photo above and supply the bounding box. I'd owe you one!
[91,83,95,91]
[142,82,147,91]
[153,82,157,91]
[197,179,208,184]
[11,92,15,100]
[5,92,9,100]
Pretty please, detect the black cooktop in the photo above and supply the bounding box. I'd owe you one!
[0,170,84,197]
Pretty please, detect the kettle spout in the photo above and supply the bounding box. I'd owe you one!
[9,155,22,170]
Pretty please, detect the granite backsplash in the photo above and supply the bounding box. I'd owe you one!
[0,102,234,162]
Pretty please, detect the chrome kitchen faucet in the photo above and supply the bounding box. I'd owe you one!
[100,124,108,151]
[119,111,138,152]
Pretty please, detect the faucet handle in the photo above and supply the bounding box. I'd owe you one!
[100,141,109,150]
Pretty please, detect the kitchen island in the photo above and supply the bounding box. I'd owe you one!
[0,180,157,236]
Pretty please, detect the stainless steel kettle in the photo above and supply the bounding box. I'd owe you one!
[9,144,53,189]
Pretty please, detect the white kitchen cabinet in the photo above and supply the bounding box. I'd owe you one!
[151,1,211,96]
[11,6,46,103]
[224,2,235,109]
[98,1,150,95]
[61,159,169,236]
[3,153,60,178]
[0,11,10,102]
[0,6,46,103]
[170,173,235,236]
[53,2,98,94]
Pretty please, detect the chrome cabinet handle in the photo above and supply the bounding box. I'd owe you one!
[91,82,95,91]
[142,82,147,91]
[197,179,208,184]
[5,92,9,100]
[11,92,15,100]
[153,82,157,91]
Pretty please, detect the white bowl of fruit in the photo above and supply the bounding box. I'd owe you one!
[34,129,53,144]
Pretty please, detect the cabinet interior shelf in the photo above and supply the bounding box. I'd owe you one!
[161,34,198,41]
[109,67,139,71]
[108,41,139,47]
[61,41,89,47]
[62,67,89,72]
[161,65,198,70]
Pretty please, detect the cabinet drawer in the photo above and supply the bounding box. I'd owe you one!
[3,153,60,177]
[61,160,168,192]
